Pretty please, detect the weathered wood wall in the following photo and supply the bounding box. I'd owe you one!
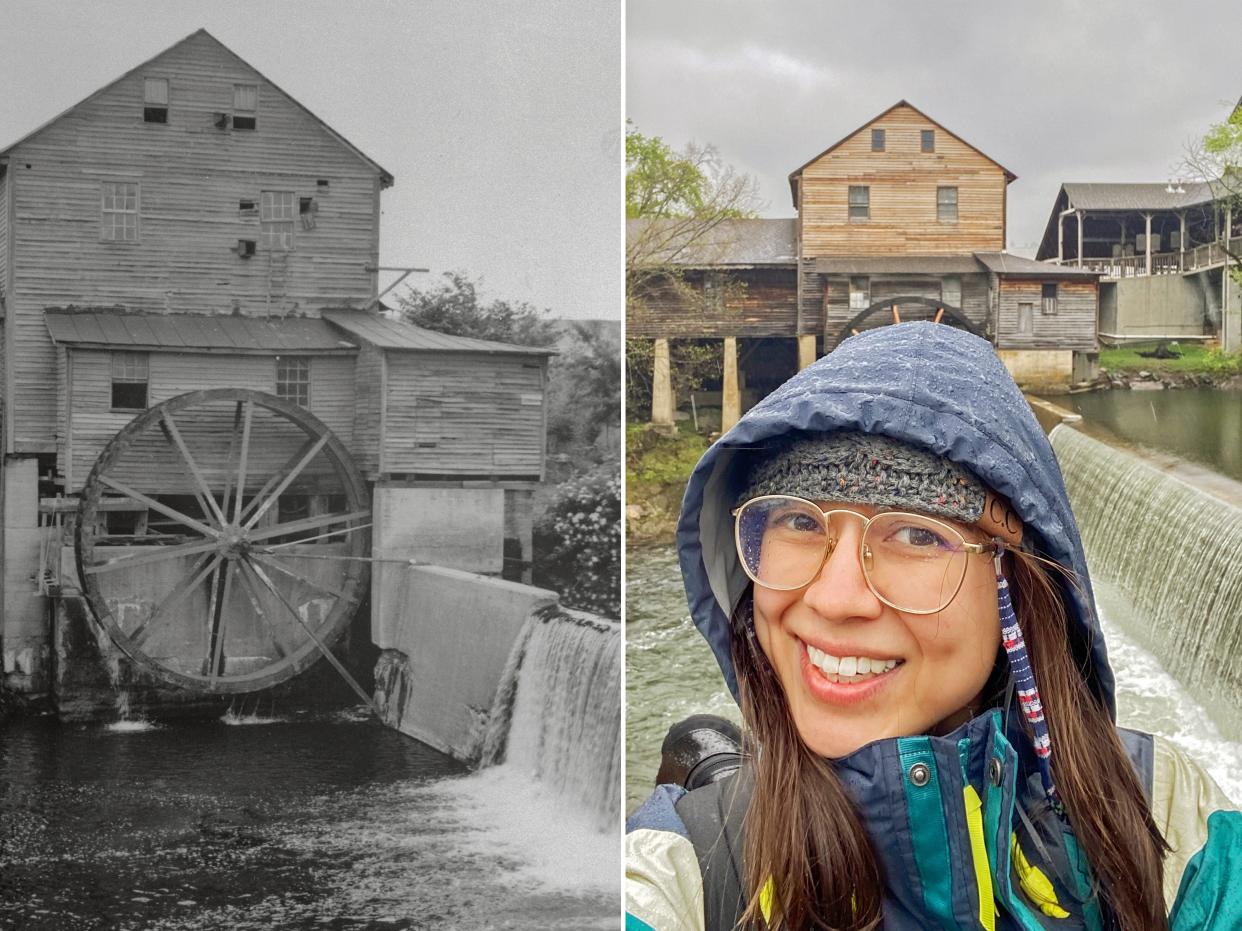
[352,344,385,478]
[383,354,545,479]
[798,104,1007,257]
[5,31,384,454]
[0,170,8,410]
[63,349,358,492]
[994,280,1097,351]
[628,268,799,338]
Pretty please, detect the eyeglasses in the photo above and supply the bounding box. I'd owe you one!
[732,495,998,615]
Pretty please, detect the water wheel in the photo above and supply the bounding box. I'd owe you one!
[75,389,371,694]
[837,296,981,346]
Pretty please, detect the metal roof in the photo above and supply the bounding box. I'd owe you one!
[973,252,1101,278]
[321,310,555,356]
[814,255,984,275]
[44,310,358,353]
[1061,182,1215,212]
[627,218,797,266]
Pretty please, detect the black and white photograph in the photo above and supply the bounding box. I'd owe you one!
[0,2,622,928]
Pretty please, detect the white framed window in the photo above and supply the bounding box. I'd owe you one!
[260,191,296,251]
[937,186,959,222]
[849,276,870,310]
[1041,282,1058,316]
[275,356,310,407]
[233,84,258,130]
[101,182,139,242]
[143,77,168,123]
[848,185,870,222]
[941,275,961,308]
[111,352,149,410]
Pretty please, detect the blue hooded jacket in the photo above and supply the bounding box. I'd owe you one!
[626,323,1241,931]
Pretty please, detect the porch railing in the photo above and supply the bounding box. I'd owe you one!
[1073,239,1232,279]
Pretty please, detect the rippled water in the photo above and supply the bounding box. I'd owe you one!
[625,547,1242,813]
[0,710,618,930]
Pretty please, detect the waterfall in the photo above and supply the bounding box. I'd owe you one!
[481,606,622,832]
[1052,425,1242,738]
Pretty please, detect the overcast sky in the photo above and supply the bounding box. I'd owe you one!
[1,0,622,319]
[628,0,1240,256]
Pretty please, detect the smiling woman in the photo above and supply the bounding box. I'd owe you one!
[625,323,1242,931]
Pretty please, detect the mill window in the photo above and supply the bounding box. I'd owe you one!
[111,352,149,410]
[260,191,296,251]
[1041,282,1058,315]
[143,77,168,123]
[275,357,310,407]
[849,276,870,310]
[871,128,885,152]
[100,181,139,242]
[937,186,959,222]
[233,84,258,130]
[848,185,870,222]
[921,129,935,153]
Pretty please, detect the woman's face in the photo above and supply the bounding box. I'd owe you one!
[750,502,1001,758]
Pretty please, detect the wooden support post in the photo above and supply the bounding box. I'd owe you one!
[797,334,817,370]
[1057,212,1064,264]
[651,338,674,426]
[722,337,740,434]
[1179,212,1187,271]
[1144,213,1152,276]
[1076,211,1084,267]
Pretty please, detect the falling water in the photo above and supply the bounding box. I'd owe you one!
[1052,426,1242,739]
[482,607,622,832]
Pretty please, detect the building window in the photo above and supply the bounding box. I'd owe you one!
[871,128,885,152]
[233,84,258,130]
[260,191,296,251]
[849,277,870,310]
[937,186,959,222]
[941,275,961,309]
[921,129,935,153]
[848,185,870,221]
[1017,302,1034,335]
[143,77,168,123]
[111,352,149,410]
[100,182,139,242]
[276,357,310,407]
[1041,282,1058,315]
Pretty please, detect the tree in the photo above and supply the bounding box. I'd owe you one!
[395,271,559,347]
[1184,104,1242,269]
[545,321,621,458]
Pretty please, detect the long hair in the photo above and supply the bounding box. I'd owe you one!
[734,549,1168,931]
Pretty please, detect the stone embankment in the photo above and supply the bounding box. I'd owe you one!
[1090,369,1242,392]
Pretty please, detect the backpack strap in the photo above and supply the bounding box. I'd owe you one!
[675,770,753,931]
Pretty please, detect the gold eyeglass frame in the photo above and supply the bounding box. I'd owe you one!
[732,494,999,615]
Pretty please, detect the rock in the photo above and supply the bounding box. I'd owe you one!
[1137,370,1152,379]
[625,504,643,520]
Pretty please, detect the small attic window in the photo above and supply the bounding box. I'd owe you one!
[233,84,258,130]
[299,197,314,214]
[238,199,258,218]
[316,179,330,193]
[143,77,168,123]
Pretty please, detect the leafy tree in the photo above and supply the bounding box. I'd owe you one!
[396,271,559,347]
[546,321,621,458]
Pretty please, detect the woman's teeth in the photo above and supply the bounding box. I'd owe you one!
[806,644,900,683]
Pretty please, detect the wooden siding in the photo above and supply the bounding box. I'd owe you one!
[798,104,1007,257]
[64,349,358,492]
[994,279,1097,351]
[628,268,799,338]
[814,273,992,351]
[383,354,545,479]
[352,344,385,477]
[5,32,382,452]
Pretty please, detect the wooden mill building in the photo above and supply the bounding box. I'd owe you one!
[629,101,1101,427]
[0,30,552,699]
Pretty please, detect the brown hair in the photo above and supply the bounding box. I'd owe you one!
[734,549,1168,931]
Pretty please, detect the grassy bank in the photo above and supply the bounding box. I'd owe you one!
[625,422,708,546]
[1100,342,1241,378]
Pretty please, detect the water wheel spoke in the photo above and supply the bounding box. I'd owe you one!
[233,559,288,660]
[242,434,330,530]
[96,476,220,539]
[251,552,349,602]
[237,437,323,526]
[232,399,254,524]
[261,522,373,550]
[217,401,244,522]
[83,537,222,575]
[247,561,377,710]
[206,559,236,680]
[160,411,227,527]
[246,510,371,544]
[130,552,222,649]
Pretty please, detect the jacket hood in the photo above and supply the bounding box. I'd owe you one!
[676,322,1114,717]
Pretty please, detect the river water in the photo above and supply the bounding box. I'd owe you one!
[626,545,1242,813]
[1,708,619,930]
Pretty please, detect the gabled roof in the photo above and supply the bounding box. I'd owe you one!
[627,217,797,267]
[0,29,393,187]
[1059,182,1214,212]
[44,309,359,353]
[787,100,1017,205]
[321,310,555,356]
[973,252,1100,279]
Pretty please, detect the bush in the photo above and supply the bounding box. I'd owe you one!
[532,465,620,619]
